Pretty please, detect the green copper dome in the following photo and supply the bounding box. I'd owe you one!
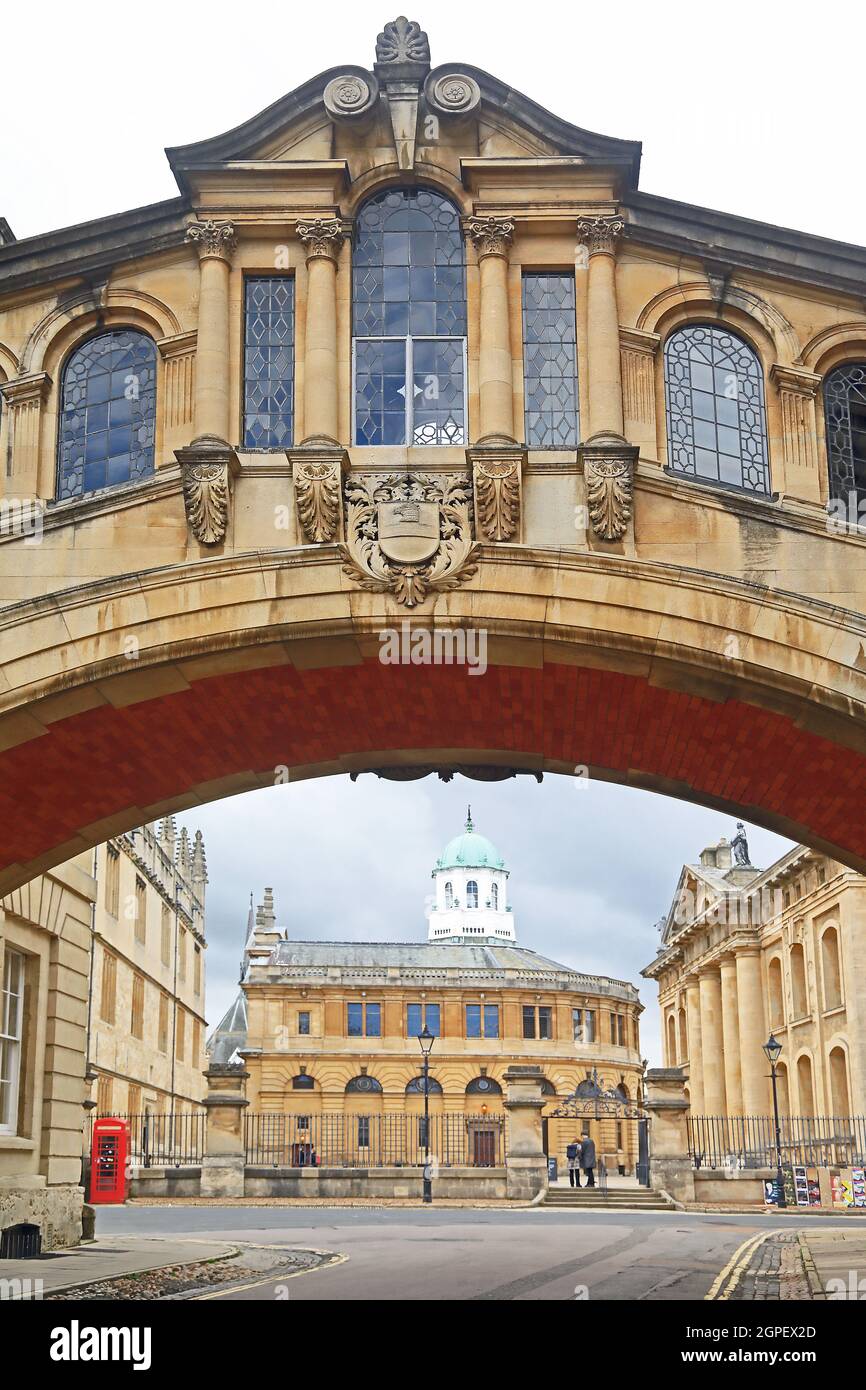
[435,810,506,871]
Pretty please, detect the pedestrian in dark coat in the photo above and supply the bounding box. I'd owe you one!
[579,1131,597,1187]
[566,1138,582,1187]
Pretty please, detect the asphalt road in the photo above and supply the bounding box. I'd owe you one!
[95,1206,857,1301]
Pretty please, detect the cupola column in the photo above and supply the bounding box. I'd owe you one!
[466,217,517,442]
[297,219,346,443]
[185,220,237,441]
[576,216,626,436]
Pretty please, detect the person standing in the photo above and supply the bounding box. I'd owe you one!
[566,1137,582,1188]
[579,1130,597,1187]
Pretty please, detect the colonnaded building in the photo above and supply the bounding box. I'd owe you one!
[209,816,644,1174]
[643,826,866,1120]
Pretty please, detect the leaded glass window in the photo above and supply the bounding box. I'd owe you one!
[243,277,294,447]
[824,362,866,508]
[57,330,156,500]
[522,272,579,446]
[353,188,466,445]
[664,325,769,493]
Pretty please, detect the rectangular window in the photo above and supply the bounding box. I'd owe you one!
[131,973,145,1040]
[96,1073,113,1115]
[128,1084,141,1116]
[483,1005,499,1039]
[365,1003,381,1037]
[161,905,172,968]
[243,276,295,448]
[407,1003,440,1037]
[192,1018,201,1064]
[0,949,24,1132]
[583,1009,595,1044]
[100,952,117,1025]
[538,1006,553,1040]
[178,927,187,983]
[158,993,169,1053]
[357,1116,371,1148]
[347,1002,381,1037]
[522,1005,537,1040]
[522,272,579,447]
[466,1003,499,1038]
[175,1008,186,1063]
[298,1011,311,1036]
[348,1002,364,1037]
[134,876,147,945]
[465,1004,482,1039]
[105,846,120,917]
[194,946,202,997]
[572,1008,582,1041]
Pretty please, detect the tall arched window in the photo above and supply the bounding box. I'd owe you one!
[821,926,843,1011]
[824,362,866,509]
[829,1046,850,1115]
[667,1013,677,1065]
[664,324,769,494]
[352,188,466,445]
[444,881,453,909]
[58,330,157,500]
[790,943,808,1019]
[768,957,785,1031]
[466,880,479,909]
[491,883,499,910]
[797,1054,815,1115]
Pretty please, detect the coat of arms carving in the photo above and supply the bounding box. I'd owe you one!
[341,472,477,607]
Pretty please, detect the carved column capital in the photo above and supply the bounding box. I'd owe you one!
[297,218,346,264]
[466,216,515,260]
[185,219,237,263]
[174,434,240,545]
[576,215,626,257]
[578,430,638,543]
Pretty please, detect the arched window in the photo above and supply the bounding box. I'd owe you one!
[797,1054,815,1115]
[824,362,866,510]
[444,881,453,909]
[821,927,843,1011]
[345,1075,383,1094]
[352,187,466,445]
[790,943,808,1019]
[667,1013,677,1065]
[678,1006,687,1063]
[775,1061,790,1116]
[291,1074,315,1090]
[829,1046,850,1115]
[664,324,769,494]
[466,1076,502,1095]
[466,880,478,909]
[58,329,157,500]
[491,882,499,910]
[768,957,785,1030]
[405,1075,443,1094]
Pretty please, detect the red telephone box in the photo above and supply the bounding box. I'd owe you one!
[89,1117,130,1204]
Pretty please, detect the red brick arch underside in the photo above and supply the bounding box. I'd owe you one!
[2,653,866,891]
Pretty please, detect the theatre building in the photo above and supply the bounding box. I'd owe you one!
[209,816,644,1174]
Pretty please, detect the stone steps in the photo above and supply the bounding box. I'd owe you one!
[544,1187,674,1210]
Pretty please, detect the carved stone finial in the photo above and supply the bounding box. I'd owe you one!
[375,16,430,66]
[185,219,237,262]
[578,431,638,543]
[575,215,626,257]
[466,216,515,260]
[296,218,346,263]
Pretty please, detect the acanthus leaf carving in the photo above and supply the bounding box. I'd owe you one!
[340,471,477,608]
[182,462,231,545]
[578,432,638,543]
[294,459,342,543]
[474,458,521,542]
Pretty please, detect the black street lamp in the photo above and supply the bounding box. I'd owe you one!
[418,1024,435,1204]
[763,1033,787,1209]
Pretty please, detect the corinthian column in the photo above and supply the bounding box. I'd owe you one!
[576,216,626,436]
[297,219,345,444]
[698,968,726,1114]
[684,979,704,1113]
[466,216,516,442]
[185,220,237,442]
[719,955,744,1117]
[736,949,770,1114]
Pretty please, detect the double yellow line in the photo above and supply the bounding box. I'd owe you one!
[706,1230,773,1301]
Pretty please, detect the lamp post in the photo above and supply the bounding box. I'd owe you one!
[418,1024,435,1204]
[763,1033,786,1208]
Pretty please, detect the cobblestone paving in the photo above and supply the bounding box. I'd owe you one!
[733,1233,812,1300]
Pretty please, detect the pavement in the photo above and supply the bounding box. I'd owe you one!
[4,1203,865,1301]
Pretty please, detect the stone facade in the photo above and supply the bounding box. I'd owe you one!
[0,859,95,1249]
[1,18,866,898]
[643,830,866,1118]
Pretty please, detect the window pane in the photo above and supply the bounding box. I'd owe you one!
[825,362,866,508]
[522,273,579,447]
[539,1006,552,1040]
[365,1003,381,1037]
[347,1002,363,1036]
[466,1004,481,1038]
[522,1005,536,1039]
[483,1005,500,1039]
[412,338,465,444]
[58,331,156,500]
[407,1003,422,1037]
[243,277,294,448]
[664,325,769,493]
[425,1004,440,1037]
[355,339,406,446]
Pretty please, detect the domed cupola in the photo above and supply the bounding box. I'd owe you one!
[427,809,515,944]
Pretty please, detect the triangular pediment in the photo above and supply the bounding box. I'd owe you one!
[166,20,641,199]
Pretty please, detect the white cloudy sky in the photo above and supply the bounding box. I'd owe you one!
[4,0,847,1061]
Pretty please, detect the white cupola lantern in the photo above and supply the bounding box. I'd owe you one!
[426,808,515,943]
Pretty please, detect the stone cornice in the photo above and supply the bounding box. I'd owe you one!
[0,370,51,406]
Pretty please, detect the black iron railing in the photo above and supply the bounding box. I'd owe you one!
[87,1111,206,1167]
[244,1112,505,1168]
[688,1114,866,1170]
